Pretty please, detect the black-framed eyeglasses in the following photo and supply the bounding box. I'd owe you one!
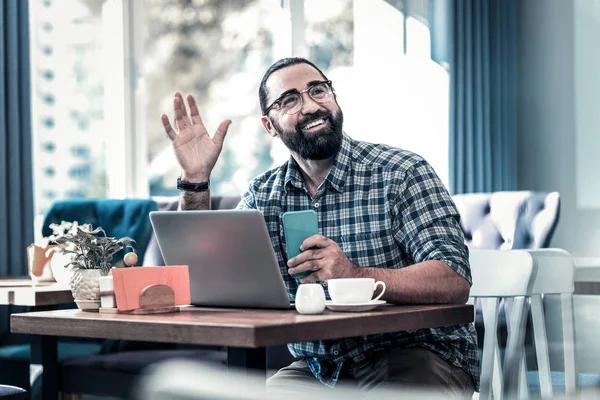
[263,80,334,116]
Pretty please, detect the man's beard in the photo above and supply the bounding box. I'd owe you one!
[272,108,344,160]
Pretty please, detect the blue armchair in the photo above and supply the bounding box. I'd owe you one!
[41,198,159,263]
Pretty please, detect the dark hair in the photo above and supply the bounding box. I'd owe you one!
[259,57,329,115]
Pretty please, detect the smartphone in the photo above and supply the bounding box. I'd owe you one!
[282,210,319,279]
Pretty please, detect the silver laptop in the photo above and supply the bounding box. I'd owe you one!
[149,210,291,309]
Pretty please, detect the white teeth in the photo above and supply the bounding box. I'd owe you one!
[302,119,325,130]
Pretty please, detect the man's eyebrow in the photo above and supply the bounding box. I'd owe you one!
[306,79,325,87]
[274,88,299,101]
[273,80,326,101]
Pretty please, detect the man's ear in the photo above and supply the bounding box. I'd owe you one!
[261,116,278,138]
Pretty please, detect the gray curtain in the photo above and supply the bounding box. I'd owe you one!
[1,0,34,278]
[447,0,518,194]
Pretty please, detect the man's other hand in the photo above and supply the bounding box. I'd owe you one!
[287,234,360,284]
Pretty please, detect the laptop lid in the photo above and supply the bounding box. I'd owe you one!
[149,210,291,309]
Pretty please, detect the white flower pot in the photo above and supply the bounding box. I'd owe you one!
[70,269,104,311]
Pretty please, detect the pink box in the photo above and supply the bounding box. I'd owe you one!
[112,266,190,311]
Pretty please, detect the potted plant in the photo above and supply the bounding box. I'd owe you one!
[49,221,136,311]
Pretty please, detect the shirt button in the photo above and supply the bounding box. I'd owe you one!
[333,350,340,356]
[313,202,320,208]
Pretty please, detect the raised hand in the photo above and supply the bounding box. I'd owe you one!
[161,92,232,181]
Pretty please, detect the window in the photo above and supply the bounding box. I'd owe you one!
[68,164,92,180]
[42,93,55,105]
[30,0,111,216]
[42,141,56,153]
[42,70,55,81]
[143,0,287,196]
[143,0,447,196]
[70,145,90,158]
[303,0,449,186]
[42,117,55,129]
[43,166,56,177]
[30,0,449,217]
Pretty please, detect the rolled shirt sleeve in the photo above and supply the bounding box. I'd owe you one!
[391,159,471,285]
[237,187,257,210]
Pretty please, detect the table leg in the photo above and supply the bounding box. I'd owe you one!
[227,347,267,375]
[30,335,59,400]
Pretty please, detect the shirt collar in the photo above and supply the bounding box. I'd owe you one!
[283,133,352,194]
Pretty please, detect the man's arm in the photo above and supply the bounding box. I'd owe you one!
[178,173,211,211]
[288,234,470,304]
[355,260,470,304]
[179,190,210,210]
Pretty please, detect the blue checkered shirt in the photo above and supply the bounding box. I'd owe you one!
[237,133,479,389]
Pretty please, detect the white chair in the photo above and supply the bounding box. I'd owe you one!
[519,249,577,399]
[469,250,535,400]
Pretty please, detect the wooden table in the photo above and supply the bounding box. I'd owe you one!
[0,279,73,306]
[12,303,474,400]
[0,278,74,395]
[574,258,600,295]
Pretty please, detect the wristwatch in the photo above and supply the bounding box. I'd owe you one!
[176,177,210,192]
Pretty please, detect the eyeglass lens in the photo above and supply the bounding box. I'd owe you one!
[279,83,332,115]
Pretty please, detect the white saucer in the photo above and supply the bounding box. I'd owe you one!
[325,300,387,312]
[75,299,101,312]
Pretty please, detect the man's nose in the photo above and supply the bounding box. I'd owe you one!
[299,92,321,115]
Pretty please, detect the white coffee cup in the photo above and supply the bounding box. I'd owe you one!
[327,278,386,304]
[295,283,326,314]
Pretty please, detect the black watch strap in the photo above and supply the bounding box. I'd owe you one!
[177,177,210,192]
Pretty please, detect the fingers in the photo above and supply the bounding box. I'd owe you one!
[186,95,204,126]
[214,120,232,147]
[287,248,322,268]
[173,93,192,131]
[300,235,330,252]
[175,92,189,117]
[173,96,186,132]
[288,260,321,277]
[161,114,177,141]
[167,92,231,145]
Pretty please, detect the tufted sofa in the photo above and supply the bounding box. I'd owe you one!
[452,191,560,250]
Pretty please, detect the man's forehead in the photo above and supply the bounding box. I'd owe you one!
[266,63,324,99]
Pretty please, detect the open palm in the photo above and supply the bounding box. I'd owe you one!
[161,92,231,180]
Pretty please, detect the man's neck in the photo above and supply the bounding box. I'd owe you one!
[292,153,333,198]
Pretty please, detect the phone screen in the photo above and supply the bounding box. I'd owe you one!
[282,210,319,279]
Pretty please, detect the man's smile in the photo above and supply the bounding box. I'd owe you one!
[300,118,328,132]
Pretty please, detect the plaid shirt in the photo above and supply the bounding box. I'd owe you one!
[237,133,479,389]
